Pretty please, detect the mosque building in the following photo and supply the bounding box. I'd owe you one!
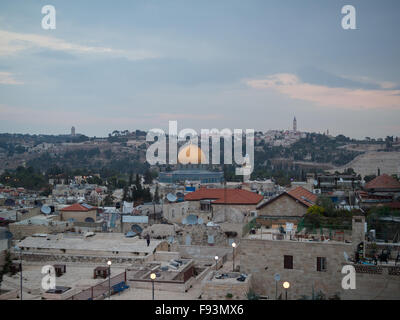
[158,144,224,184]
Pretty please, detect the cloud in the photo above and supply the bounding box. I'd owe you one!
[0,72,23,85]
[340,75,398,90]
[246,73,400,109]
[0,30,159,61]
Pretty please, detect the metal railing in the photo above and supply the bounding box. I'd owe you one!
[67,271,126,300]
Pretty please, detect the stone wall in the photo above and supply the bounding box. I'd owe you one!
[9,223,71,240]
[258,194,307,218]
[201,272,252,300]
[178,245,230,264]
[17,251,149,265]
[60,210,97,223]
[240,238,400,300]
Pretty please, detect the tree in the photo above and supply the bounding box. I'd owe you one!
[316,196,335,217]
[144,169,153,185]
[304,205,325,228]
[103,191,114,206]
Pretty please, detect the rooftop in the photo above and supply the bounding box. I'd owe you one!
[287,186,318,207]
[60,203,97,212]
[16,233,165,254]
[184,188,263,205]
[257,186,317,209]
[365,174,400,190]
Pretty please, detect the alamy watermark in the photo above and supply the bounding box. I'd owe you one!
[145,121,254,177]
[41,5,56,30]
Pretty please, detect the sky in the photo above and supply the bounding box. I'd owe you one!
[0,0,399,139]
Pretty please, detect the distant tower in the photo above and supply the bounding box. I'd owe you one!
[293,117,297,132]
[71,126,76,136]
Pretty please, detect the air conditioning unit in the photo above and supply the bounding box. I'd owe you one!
[313,189,321,194]
[250,211,258,217]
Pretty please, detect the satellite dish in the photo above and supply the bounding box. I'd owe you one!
[125,231,136,238]
[41,205,51,215]
[313,180,318,186]
[131,224,143,234]
[166,193,177,202]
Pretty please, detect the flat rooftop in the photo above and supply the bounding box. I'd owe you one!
[245,227,352,245]
[2,263,125,297]
[16,233,165,254]
[12,215,66,226]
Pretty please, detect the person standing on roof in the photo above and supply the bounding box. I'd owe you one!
[145,233,150,247]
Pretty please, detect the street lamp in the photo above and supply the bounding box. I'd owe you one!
[14,246,22,300]
[283,281,290,300]
[150,273,156,300]
[214,256,219,271]
[231,242,237,272]
[107,260,112,300]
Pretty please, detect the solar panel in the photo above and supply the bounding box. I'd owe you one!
[81,203,93,209]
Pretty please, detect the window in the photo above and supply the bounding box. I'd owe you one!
[317,257,327,272]
[200,200,211,212]
[284,255,293,269]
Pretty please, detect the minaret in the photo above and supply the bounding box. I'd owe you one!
[293,117,297,132]
[71,126,76,136]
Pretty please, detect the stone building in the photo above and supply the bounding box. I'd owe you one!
[13,233,169,264]
[8,215,71,239]
[240,216,400,300]
[357,174,400,209]
[184,188,263,224]
[60,203,98,223]
[256,186,317,229]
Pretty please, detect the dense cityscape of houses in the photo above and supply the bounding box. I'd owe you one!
[0,145,399,300]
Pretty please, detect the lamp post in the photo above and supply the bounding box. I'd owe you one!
[283,281,290,300]
[231,242,237,272]
[214,256,219,271]
[107,260,112,300]
[150,273,156,300]
[14,246,22,300]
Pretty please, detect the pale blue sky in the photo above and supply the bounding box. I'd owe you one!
[0,0,399,138]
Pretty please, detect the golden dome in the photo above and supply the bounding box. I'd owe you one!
[178,144,206,164]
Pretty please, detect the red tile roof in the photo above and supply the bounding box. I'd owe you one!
[60,203,97,212]
[288,187,318,207]
[364,174,400,190]
[257,186,317,210]
[184,188,263,205]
